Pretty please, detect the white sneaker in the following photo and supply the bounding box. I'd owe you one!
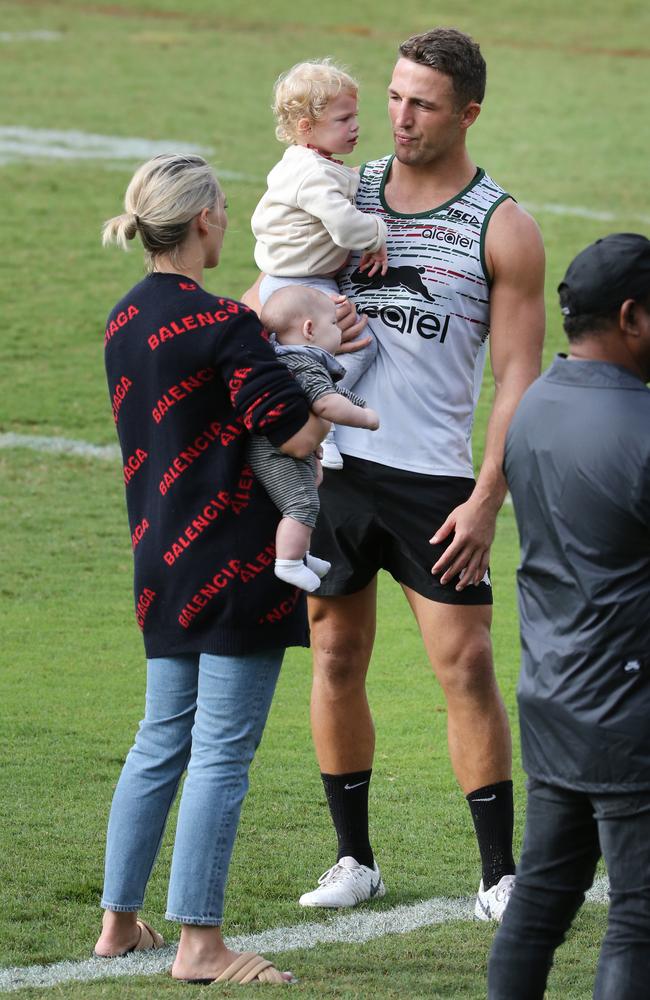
[474,874,516,922]
[299,856,385,908]
[321,432,344,470]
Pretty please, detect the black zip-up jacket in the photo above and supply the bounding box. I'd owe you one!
[505,356,650,791]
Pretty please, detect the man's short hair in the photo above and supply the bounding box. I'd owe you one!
[558,233,650,340]
[399,28,486,107]
[559,301,622,341]
[560,290,650,341]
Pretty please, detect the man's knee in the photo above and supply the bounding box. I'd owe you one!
[433,628,497,699]
[312,630,372,690]
[309,597,374,690]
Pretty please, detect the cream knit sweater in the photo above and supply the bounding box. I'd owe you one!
[252,145,387,277]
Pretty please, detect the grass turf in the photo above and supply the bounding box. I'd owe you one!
[1,0,648,994]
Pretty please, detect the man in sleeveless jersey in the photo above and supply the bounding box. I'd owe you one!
[243,27,545,917]
[296,29,546,918]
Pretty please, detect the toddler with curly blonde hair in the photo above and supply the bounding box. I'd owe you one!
[252,58,386,469]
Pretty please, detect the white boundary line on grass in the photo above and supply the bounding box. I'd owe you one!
[0,433,513,503]
[0,432,120,462]
[0,31,62,42]
[0,127,258,181]
[1,127,650,225]
[525,201,650,227]
[0,126,211,167]
[0,877,609,993]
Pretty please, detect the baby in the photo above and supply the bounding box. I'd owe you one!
[251,58,386,470]
[248,285,379,592]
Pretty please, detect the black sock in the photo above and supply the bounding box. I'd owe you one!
[321,770,374,868]
[466,780,516,890]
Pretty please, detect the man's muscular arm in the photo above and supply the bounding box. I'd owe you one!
[431,199,545,588]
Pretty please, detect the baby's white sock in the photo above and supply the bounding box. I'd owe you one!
[275,558,321,592]
[305,552,331,579]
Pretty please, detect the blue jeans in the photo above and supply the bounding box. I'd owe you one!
[101,650,283,925]
[488,778,650,999]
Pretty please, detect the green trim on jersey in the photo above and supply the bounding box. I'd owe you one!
[360,152,514,289]
[479,193,514,288]
[375,155,486,219]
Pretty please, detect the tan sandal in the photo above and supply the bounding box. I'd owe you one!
[179,951,292,985]
[132,919,164,952]
[93,918,163,958]
[214,952,289,984]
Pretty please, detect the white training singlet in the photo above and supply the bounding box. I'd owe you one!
[336,156,512,478]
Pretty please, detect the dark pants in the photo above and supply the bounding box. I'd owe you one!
[488,778,650,999]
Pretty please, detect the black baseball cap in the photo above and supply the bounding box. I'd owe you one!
[558,232,650,317]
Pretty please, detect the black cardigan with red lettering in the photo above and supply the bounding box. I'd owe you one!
[104,271,311,657]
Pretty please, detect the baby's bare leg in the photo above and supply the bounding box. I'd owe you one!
[276,516,312,560]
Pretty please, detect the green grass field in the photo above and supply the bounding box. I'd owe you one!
[1,0,649,995]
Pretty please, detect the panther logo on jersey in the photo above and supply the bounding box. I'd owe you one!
[348,264,437,303]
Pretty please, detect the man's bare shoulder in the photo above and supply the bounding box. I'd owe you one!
[489,197,542,241]
[485,198,545,280]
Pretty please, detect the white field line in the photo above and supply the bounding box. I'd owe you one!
[0,877,609,993]
[0,126,211,167]
[0,433,512,506]
[0,432,120,462]
[0,127,258,181]
[1,126,650,224]
[0,31,62,42]
[524,201,650,227]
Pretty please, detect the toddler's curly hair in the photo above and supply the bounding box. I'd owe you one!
[272,58,358,144]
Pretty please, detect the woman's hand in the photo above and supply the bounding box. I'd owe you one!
[279,415,330,459]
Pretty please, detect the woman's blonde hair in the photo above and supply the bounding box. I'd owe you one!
[102,153,221,272]
[273,58,358,144]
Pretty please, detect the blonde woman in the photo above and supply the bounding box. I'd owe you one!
[94,153,326,984]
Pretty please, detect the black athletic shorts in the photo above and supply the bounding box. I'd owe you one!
[312,454,493,605]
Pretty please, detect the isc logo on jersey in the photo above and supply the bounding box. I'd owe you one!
[441,207,480,226]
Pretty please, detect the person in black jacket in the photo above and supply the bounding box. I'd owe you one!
[93,153,327,985]
[489,233,650,999]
